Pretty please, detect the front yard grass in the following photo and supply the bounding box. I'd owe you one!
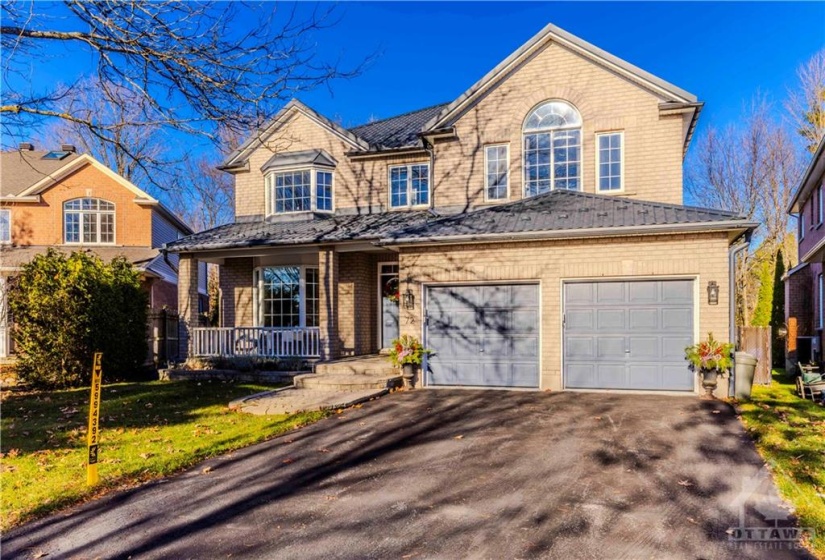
[0,380,328,531]
[737,370,825,558]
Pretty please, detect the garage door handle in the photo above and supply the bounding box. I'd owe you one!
[479,346,484,353]
[625,349,630,353]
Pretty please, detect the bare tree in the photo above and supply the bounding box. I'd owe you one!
[687,98,802,325]
[41,76,176,191]
[786,48,825,152]
[2,1,366,161]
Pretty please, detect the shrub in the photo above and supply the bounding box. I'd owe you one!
[8,249,148,389]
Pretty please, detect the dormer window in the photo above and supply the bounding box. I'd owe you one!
[262,149,336,215]
[64,198,115,244]
[523,100,582,196]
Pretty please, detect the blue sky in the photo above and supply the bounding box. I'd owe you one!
[7,2,825,155]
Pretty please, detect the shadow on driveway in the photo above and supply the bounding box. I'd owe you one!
[3,390,814,559]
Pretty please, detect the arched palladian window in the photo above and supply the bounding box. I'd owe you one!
[523,100,582,196]
[64,198,115,244]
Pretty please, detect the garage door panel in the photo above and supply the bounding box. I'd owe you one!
[565,280,694,392]
[566,309,594,330]
[427,284,539,388]
[629,308,658,330]
[597,337,625,358]
[629,336,659,359]
[597,282,624,303]
[597,309,625,329]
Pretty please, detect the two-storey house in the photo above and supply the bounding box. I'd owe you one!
[0,145,206,358]
[167,23,755,396]
[786,137,825,370]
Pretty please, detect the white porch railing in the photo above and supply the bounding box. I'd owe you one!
[191,327,321,358]
[0,325,10,358]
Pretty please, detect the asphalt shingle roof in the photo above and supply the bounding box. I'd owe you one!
[349,103,450,149]
[164,211,434,252]
[382,190,751,242]
[260,149,337,172]
[1,150,82,196]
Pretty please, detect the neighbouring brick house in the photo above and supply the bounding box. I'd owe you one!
[167,23,755,396]
[0,145,206,359]
[786,137,825,371]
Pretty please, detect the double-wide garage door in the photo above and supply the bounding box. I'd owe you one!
[564,280,695,391]
[426,284,540,388]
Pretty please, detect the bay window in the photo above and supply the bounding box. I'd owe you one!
[266,169,334,215]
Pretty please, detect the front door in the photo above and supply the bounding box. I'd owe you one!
[379,263,399,348]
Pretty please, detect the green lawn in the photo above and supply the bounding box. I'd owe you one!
[0,380,327,531]
[737,370,825,558]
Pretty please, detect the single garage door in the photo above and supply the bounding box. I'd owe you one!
[425,284,540,388]
[564,280,694,391]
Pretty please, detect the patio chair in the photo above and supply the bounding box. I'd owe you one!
[796,368,825,401]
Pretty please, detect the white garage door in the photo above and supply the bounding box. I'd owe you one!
[564,280,695,391]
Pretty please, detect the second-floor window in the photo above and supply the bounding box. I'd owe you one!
[523,100,582,196]
[819,273,823,329]
[801,205,806,240]
[597,132,623,192]
[390,164,430,208]
[266,169,334,214]
[0,209,10,244]
[485,145,509,200]
[819,185,823,225]
[64,198,115,244]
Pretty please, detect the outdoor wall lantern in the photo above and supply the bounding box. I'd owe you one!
[402,286,415,310]
[707,281,719,306]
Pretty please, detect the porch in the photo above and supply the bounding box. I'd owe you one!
[191,326,322,358]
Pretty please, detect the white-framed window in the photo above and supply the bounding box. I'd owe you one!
[0,209,10,244]
[596,132,623,192]
[484,144,509,201]
[253,265,319,328]
[801,207,806,240]
[818,185,823,225]
[523,100,582,196]
[819,273,823,329]
[389,163,429,208]
[265,168,334,215]
[64,198,115,244]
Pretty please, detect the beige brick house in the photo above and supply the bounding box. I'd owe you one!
[0,145,206,358]
[167,23,755,395]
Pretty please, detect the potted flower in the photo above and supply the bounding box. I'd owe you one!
[388,334,430,388]
[685,333,734,398]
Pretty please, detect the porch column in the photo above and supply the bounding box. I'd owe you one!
[177,253,200,360]
[318,246,340,360]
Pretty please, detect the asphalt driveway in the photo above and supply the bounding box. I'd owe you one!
[3,390,813,559]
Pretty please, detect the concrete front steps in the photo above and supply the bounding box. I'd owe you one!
[230,355,402,415]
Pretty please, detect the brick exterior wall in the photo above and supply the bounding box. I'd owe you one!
[219,257,254,327]
[318,247,340,359]
[337,252,386,356]
[1,161,153,247]
[177,254,201,358]
[397,232,731,395]
[231,37,688,219]
[785,262,824,371]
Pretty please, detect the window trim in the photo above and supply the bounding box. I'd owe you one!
[801,208,806,240]
[264,165,335,217]
[818,185,823,226]
[252,265,320,328]
[819,273,823,330]
[0,208,10,244]
[595,131,625,193]
[63,197,116,245]
[388,163,430,209]
[484,143,510,202]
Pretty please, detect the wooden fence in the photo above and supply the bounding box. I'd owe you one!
[738,326,772,385]
[147,309,180,366]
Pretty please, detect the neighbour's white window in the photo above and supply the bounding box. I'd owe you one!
[523,100,581,196]
[485,144,509,200]
[819,185,823,225]
[801,209,806,240]
[596,132,623,192]
[819,274,824,330]
[266,169,334,215]
[389,163,429,208]
[254,266,319,328]
[64,198,115,244]
[0,209,10,243]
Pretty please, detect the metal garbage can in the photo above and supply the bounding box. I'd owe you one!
[734,351,758,399]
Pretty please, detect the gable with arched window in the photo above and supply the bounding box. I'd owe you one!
[64,198,115,244]
[523,100,582,196]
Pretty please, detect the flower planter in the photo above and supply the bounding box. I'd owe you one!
[701,369,719,398]
[402,363,416,389]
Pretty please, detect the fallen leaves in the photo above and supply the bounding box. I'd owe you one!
[678,480,694,487]
[453,435,464,440]
[202,466,213,475]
